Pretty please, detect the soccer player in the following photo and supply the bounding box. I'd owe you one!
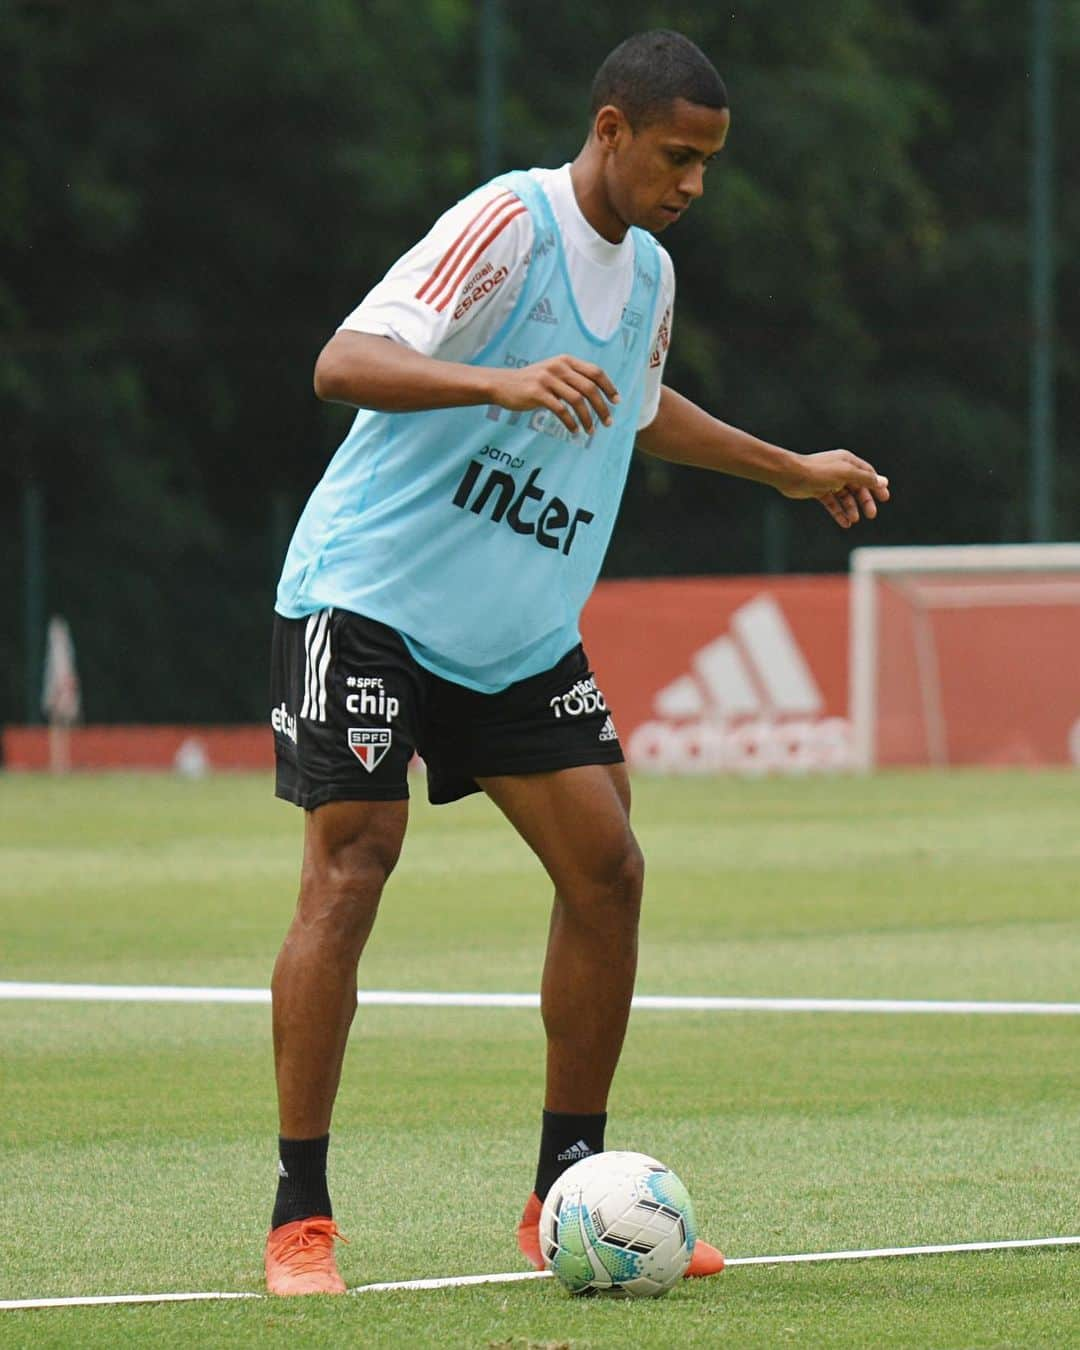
[265,29,889,1294]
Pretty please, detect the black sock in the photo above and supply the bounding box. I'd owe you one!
[533,1110,607,1201]
[271,1133,332,1229]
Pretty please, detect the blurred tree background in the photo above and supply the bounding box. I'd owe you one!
[2,0,1077,722]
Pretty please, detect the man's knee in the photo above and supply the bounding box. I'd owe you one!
[306,842,396,899]
[565,833,645,922]
[611,836,645,905]
[296,849,392,950]
[297,802,407,943]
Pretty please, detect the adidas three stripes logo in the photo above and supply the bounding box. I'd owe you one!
[300,609,332,723]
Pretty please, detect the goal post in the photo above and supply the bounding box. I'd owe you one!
[849,544,1080,771]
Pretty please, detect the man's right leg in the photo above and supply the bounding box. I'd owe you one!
[266,798,408,1294]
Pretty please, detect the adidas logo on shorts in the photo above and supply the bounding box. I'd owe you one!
[598,716,618,743]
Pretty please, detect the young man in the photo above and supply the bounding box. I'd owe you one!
[266,30,889,1294]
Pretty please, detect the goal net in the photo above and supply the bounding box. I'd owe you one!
[849,544,1080,769]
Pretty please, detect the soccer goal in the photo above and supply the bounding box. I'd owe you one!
[849,544,1080,770]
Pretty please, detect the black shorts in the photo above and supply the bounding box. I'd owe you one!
[270,609,624,808]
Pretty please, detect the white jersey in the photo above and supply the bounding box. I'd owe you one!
[339,164,675,430]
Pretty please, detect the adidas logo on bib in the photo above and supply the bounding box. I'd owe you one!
[528,296,558,324]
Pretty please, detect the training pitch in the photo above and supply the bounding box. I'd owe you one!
[2,770,1078,1347]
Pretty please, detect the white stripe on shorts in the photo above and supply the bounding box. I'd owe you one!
[315,611,333,723]
[300,609,330,722]
[299,613,317,719]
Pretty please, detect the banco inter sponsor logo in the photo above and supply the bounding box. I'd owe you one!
[627,595,854,774]
[478,443,526,470]
[451,460,594,556]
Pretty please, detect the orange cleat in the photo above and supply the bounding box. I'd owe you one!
[518,1191,725,1279]
[517,1191,545,1270]
[685,1237,726,1277]
[264,1217,348,1295]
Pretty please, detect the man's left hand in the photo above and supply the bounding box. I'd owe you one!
[780,449,890,529]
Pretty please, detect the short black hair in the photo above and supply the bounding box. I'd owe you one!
[589,30,728,129]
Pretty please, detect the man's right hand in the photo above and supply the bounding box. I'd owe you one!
[488,355,619,438]
[311,333,619,433]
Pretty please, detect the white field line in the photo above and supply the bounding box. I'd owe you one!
[0,1292,261,1310]
[723,1235,1080,1267]
[1,981,1079,1015]
[2,1236,1078,1311]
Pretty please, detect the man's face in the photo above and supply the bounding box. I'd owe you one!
[600,98,730,234]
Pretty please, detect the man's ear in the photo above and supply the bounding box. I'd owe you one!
[592,104,630,152]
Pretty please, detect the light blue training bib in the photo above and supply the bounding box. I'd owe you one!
[276,171,661,692]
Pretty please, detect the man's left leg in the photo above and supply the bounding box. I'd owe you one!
[477,763,724,1277]
[481,762,641,1118]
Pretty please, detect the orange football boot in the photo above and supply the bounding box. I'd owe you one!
[264,1217,348,1295]
[684,1238,726,1277]
[518,1191,725,1278]
[517,1191,545,1270]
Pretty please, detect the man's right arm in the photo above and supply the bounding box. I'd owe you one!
[314,331,619,438]
[313,331,493,410]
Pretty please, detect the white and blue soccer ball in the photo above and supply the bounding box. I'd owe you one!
[539,1150,696,1298]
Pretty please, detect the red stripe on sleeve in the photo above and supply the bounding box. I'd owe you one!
[423,195,524,310]
[433,204,528,313]
[415,190,515,303]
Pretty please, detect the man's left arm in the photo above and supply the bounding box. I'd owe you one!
[636,385,889,529]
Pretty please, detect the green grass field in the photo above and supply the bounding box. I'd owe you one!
[2,770,1078,1348]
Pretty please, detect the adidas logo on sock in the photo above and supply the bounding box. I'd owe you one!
[557,1139,594,1162]
[277,1160,289,1179]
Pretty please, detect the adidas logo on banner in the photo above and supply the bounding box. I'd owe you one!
[655,594,822,722]
[556,1140,593,1163]
[528,297,558,324]
[627,594,853,774]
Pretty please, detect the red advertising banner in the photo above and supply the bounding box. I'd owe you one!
[2,725,272,773]
[6,574,1076,773]
[2,578,853,775]
[581,576,852,774]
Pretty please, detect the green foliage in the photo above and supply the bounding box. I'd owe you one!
[1,2,1077,719]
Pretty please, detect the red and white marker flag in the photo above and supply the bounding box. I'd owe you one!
[42,616,81,725]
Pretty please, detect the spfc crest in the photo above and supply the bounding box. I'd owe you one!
[347,727,392,772]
